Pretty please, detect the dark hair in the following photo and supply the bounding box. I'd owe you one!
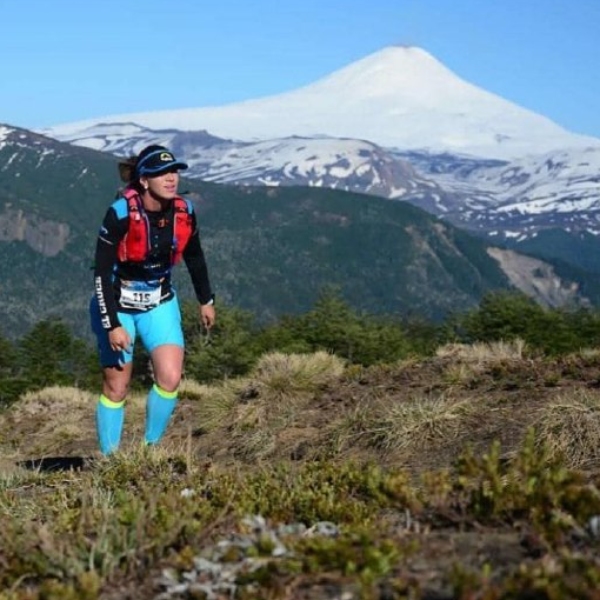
[118,156,138,184]
[117,144,175,185]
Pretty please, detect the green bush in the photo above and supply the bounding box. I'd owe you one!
[454,291,600,355]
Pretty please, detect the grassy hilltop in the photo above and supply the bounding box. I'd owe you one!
[1,342,600,599]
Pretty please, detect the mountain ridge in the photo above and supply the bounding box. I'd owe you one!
[44,120,600,245]
[0,125,593,339]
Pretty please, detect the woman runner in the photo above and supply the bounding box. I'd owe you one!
[90,144,215,454]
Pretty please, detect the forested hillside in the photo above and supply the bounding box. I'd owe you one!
[0,128,596,340]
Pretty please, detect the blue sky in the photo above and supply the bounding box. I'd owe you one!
[2,0,599,138]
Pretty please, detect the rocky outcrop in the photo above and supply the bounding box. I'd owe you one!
[0,207,70,257]
[487,247,588,308]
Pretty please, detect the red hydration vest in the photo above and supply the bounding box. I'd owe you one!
[117,187,193,265]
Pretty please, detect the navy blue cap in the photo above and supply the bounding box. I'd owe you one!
[135,147,188,177]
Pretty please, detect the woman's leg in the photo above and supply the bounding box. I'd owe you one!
[90,297,136,454]
[136,297,185,444]
[151,344,185,393]
[97,363,133,454]
[145,344,184,444]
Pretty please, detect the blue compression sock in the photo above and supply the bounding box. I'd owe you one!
[145,384,178,445]
[96,395,125,455]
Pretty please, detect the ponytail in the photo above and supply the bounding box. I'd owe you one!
[118,156,138,184]
[115,155,144,199]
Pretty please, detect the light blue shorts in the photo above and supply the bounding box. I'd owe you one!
[90,295,184,367]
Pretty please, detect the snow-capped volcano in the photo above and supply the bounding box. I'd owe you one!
[43,46,600,160]
[35,46,600,244]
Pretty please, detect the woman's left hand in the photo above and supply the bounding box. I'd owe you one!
[199,303,216,329]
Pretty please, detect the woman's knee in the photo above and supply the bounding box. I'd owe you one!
[154,369,181,393]
[102,366,132,402]
[150,345,184,393]
[102,380,129,402]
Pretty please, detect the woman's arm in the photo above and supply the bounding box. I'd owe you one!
[182,212,214,306]
[93,207,127,330]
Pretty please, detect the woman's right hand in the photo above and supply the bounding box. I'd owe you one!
[108,327,132,354]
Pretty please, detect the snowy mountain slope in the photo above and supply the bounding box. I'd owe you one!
[42,46,600,160]
[50,122,452,201]
[42,117,600,239]
[198,136,426,197]
[396,147,600,237]
[43,116,600,238]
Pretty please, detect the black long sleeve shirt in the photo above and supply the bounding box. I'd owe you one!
[93,195,213,330]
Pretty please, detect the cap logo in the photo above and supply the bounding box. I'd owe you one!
[160,152,174,162]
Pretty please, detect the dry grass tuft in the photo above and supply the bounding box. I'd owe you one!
[437,339,528,388]
[577,348,600,360]
[442,363,480,387]
[234,351,344,425]
[180,378,242,432]
[1,387,96,456]
[436,339,527,363]
[535,389,600,469]
[227,351,345,462]
[15,385,93,415]
[332,392,476,461]
[250,351,345,401]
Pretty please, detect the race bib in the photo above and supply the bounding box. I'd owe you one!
[119,281,162,310]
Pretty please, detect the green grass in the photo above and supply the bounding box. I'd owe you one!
[1,434,600,599]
